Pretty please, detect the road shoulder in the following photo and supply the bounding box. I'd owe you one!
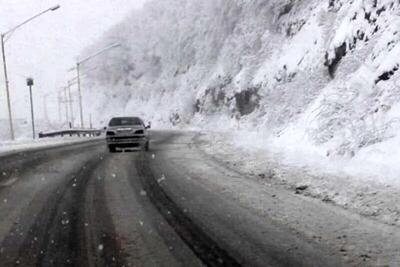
[157,130,400,266]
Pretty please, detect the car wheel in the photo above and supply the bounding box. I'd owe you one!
[108,145,116,153]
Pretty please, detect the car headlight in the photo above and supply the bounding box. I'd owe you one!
[106,131,115,136]
[135,130,144,134]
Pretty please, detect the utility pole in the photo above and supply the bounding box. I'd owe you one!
[57,91,62,122]
[89,113,93,129]
[67,81,74,127]
[62,87,69,126]
[76,62,84,128]
[27,78,35,139]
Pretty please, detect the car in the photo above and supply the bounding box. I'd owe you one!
[105,117,151,152]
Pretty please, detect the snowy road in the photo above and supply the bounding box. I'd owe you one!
[0,131,399,266]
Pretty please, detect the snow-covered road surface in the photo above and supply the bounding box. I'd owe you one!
[0,136,103,156]
[199,131,400,228]
[0,131,399,266]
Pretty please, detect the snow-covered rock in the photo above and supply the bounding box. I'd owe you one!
[83,0,400,159]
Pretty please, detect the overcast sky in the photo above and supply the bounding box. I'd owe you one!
[0,0,147,121]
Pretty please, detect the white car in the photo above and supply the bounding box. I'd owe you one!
[105,117,150,152]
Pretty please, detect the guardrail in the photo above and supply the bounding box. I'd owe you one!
[38,129,103,138]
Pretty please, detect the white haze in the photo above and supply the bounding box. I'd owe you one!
[0,0,147,123]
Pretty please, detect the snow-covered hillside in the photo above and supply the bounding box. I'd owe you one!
[83,0,400,161]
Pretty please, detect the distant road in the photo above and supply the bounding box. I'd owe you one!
[0,131,399,266]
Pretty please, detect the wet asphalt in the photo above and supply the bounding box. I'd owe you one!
[0,131,356,266]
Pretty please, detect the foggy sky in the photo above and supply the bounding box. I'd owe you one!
[0,0,147,121]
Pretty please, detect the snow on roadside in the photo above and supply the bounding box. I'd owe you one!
[197,130,400,227]
[0,136,101,156]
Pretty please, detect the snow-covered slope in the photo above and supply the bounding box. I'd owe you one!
[83,0,400,160]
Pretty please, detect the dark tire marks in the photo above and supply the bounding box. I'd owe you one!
[32,158,100,267]
[134,153,241,267]
[0,153,127,267]
[0,141,104,185]
[84,160,128,267]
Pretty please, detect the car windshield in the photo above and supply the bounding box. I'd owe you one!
[109,117,142,126]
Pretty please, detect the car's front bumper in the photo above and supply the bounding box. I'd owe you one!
[106,135,147,146]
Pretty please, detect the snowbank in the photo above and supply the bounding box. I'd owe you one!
[0,137,99,156]
[198,130,400,226]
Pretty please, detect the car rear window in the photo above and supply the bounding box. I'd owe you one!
[109,117,143,126]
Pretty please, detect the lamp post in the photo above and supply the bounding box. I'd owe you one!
[1,4,61,140]
[70,43,121,128]
[57,91,62,122]
[67,80,75,127]
[26,78,35,139]
[61,86,70,127]
[1,34,13,140]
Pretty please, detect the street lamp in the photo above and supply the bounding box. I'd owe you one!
[26,78,35,139]
[50,5,61,11]
[1,4,60,140]
[70,43,121,128]
[67,80,75,127]
[59,86,70,127]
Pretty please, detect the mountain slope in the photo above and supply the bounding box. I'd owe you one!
[83,0,400,159]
